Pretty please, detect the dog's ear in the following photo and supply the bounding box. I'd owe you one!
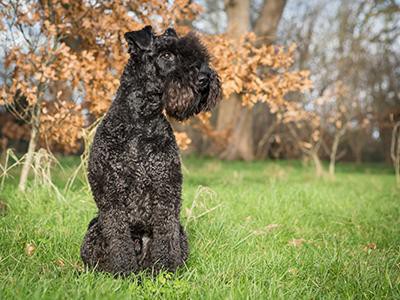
[163,28,178,38]
[124,25,154,52]
[195,63,221,113]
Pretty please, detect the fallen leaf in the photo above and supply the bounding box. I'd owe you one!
[266,224,280,232]
[288,238,306,247]
[253,229,265,236]
[288,268,298,275]
[25,243,36,256]
[56,259,65,267]
[363,242,377,252]
[252,224,280,236]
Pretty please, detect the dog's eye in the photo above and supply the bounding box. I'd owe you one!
[160,52,175,61]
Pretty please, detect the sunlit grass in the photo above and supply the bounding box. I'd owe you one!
[0,157,399,299]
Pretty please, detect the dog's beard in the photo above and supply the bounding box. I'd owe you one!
[164,82,197,121]
[164,76,221,121]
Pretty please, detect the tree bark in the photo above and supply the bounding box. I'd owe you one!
[311,150,324,177]
[250,1,287,160]
[216,0,251,159]
[0,138,8,166]
[348,130,364,165]
[220,102,254,160]
[287,123,324,177]
[18,103,41,192]
[216,0,287,160]
[253,0,287,44]
[255,120,278,159]
[329,128,346,176]
[391,122,400,186]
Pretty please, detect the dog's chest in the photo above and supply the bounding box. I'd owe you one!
[123,132,180,181]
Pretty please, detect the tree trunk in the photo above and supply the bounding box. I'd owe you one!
[354,148,362,165]
[329,129,345,176]
[18,124,38,191]
[391,122,400,186]
[18,104,41,192]
[253,0,287,44]
[216,0,287,160]
[348,131,363,165]
[220,103,254,160]
[0,138,8,166]
[250,0,287,159]
[216,0,251,159]
[311,150,324,177]
[255,120,278,159]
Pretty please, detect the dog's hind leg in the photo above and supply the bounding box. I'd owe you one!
[81,216,104,269]
[179,223,189,262]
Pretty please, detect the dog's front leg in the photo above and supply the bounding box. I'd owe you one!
[144,220,184,273]
[99,209,140,276]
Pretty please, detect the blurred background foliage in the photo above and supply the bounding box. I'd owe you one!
[0,0,399,190]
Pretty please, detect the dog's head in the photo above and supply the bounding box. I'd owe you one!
[124,26,221,120]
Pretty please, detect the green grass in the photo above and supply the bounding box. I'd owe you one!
[0,157,399,299]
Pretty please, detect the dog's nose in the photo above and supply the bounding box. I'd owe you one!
[199,63,210,74]
[198,63,211,88]
[164,28,178,38]
[198,72,208,82]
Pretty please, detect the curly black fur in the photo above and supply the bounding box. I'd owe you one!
[80,26,221,276]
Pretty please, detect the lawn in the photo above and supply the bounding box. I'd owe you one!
[0,157,399,299]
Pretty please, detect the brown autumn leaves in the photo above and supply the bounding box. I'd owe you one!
[0,0,316,153]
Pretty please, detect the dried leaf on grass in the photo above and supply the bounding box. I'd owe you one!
[288,238,307,247]
[251,224,281,236]
[288,268,298,275]
[266,224,280,232]
[55,259,65,267]
[25,243,36,256]
[363,242,377,252]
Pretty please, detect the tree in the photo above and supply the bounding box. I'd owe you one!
[391,122,400,186]
[285,108,324,177]
[1,0,312,191]
[214,0,289,160]
[278,0,399,167]
[0,0,202,191]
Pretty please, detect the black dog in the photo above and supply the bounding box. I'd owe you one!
[80,26,221,275]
